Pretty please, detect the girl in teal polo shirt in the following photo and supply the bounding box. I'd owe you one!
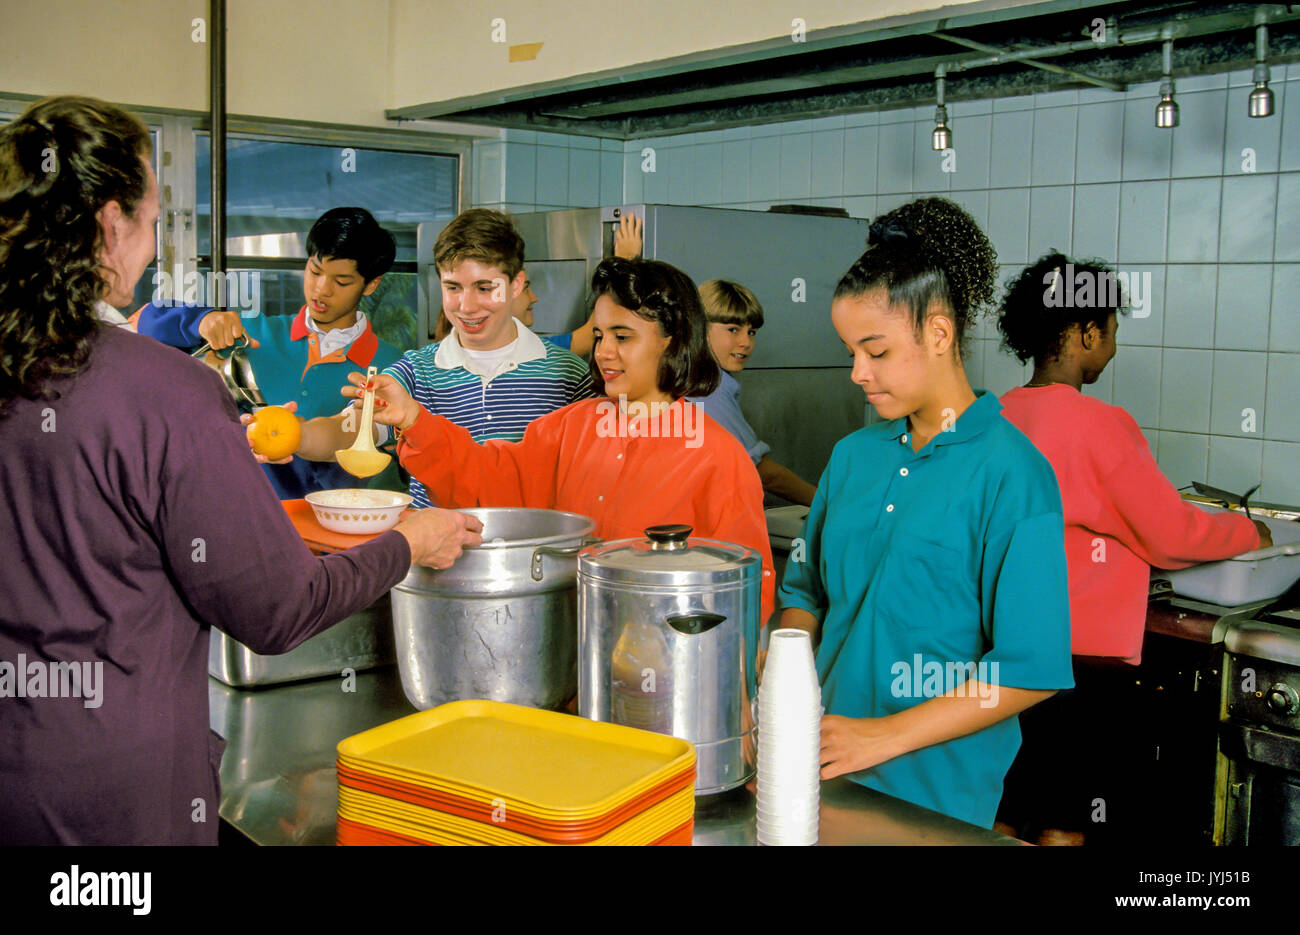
[777,197,1074,829]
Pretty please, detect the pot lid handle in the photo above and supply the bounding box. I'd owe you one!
[646,524,692,550]
[189,334,251,360]
[667,612,726,635]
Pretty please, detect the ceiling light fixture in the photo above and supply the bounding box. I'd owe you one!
[1155,35,1179,129]
[1249,14,1274,118]
[932,65,952,150]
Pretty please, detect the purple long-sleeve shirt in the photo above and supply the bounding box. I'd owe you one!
[0,326,410,844]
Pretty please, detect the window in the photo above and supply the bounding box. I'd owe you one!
[196,136,459,352]
[0,102,468,353]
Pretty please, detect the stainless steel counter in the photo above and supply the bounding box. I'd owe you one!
[209,668,1019,846]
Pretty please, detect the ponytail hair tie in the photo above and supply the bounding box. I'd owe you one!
[867,216,912,248]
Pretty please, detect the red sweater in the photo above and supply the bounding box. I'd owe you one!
[1000,385,1260,664]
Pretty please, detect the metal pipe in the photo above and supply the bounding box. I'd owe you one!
[941,35,1105,73]
[1156,32,1179,128]
[210,0,227,305]
[932,31,1125,92]
[1250,9,1274,117]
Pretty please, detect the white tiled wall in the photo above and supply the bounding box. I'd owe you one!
[472,130,623,214]
[473,67,1300,505]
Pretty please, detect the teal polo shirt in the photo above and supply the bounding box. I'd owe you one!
[779,389,1073,829]
[239,307,400,421]
[241,307,402,497]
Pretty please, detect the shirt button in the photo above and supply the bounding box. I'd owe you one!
[597,495,604,502]
[485,414,492,420]
[616,453,623,459]
[899,467,908,477]
[301,390,309,397]
[886,504,895,512]
[900,435,908,444]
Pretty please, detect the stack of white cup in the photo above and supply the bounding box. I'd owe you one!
[756,628,822,846]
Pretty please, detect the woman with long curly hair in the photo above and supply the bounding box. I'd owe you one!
[0,99,153,412]
[0,96,480,844]
[777,197,1075,830]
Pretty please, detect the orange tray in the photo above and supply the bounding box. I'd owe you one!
[336,701,696,816]
[336,815,694,847]
[338,782,694,846]
[282,498,408,552]
[337,760,696,842]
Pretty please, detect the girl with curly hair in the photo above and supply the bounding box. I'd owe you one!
[777,197,1075,829]
[994,251,1266,845]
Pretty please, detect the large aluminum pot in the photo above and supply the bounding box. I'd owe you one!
[391,507,596,711]
[209,593,394,687]
[578,524,762,795]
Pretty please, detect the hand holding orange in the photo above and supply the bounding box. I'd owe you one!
[245,405,301,461]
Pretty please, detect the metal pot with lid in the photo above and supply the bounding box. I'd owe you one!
[578,524,762,795]
[391,507,597,711]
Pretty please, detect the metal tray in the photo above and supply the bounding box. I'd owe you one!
[765,505,810,551]
[1160,506,1300,607]
[209,593,395,688]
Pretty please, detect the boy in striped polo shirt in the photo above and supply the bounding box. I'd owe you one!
[292,209,593,506]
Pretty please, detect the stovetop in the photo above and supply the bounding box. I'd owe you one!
[1219,598,1300,734]
[1262,606,1300,626]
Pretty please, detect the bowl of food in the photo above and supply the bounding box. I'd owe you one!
[305,488,413,535]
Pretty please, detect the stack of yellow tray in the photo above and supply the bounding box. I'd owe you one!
[336,700,697,846]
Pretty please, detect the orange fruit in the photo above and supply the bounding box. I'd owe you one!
[246,405,301,461]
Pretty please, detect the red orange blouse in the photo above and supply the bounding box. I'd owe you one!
[396,397,776,623]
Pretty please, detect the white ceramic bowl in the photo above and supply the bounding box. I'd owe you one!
[305,488,413,535]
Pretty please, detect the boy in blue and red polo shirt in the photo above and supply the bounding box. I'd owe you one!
[137,206,402,498]
[289,208,595,508]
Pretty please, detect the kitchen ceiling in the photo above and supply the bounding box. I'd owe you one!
[387,1,1300,139]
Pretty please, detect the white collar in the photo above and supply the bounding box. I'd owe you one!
[94,300,130,328]
[434,320,547,375]
[305,309,366,342]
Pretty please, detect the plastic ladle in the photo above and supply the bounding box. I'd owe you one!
[334,365,391,479]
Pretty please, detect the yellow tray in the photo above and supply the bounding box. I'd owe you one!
[334,754,695,821]
[336,759,696,829]
[339,784,694,844]
[337,701,696,816]
[338,785,695,847]
[338,789,693,847]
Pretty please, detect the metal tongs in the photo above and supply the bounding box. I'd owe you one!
[1186,481,1261,521]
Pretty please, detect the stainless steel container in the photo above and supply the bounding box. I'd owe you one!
[578,524,762,795]
[391,508,596,711]
[191,336,266,408]
[208,593,395,687]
